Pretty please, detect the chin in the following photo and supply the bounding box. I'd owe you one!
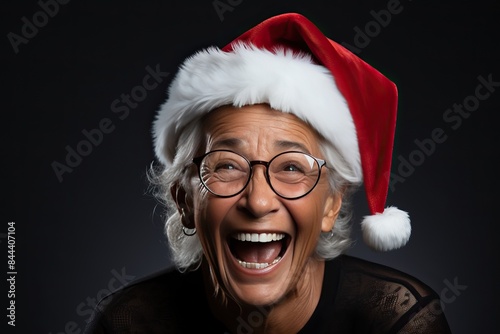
[228,281,290,307]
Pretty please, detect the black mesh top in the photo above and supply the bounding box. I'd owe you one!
[84,255,452,333]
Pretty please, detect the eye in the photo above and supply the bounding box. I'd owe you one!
[282,163,302,172]
[215,162,237,171]
[272,160,307,175]
[213,158,247,173]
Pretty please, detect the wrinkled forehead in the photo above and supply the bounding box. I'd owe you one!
[202,103,323,136]
[199,103,327,156]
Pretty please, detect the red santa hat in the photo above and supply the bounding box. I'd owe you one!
[153,13,411,251]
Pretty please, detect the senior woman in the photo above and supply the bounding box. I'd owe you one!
[85,13,452,334]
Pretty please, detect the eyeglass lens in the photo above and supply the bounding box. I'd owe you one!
[197,150,322,199]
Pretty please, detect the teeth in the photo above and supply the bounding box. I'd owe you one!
[233,232,285,242]
[231,233,286,269]
[237,257,281,269]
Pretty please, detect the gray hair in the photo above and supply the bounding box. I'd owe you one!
[148,116,362,272]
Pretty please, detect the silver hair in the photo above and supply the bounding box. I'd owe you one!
[148,116,362,272]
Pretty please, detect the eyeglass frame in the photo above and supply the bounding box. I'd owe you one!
[192,149,328,200]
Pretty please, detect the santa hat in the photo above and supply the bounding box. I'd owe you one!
[152,13,411,251]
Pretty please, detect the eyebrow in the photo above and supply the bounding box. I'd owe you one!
[211,138,311,154]
[274,140,311,154]
[211,138,244,149]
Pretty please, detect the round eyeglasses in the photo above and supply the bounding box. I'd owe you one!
[192,150,327,200]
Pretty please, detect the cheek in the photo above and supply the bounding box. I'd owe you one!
[287,191,330,252]
[193,195,233,243]
[292,209,323,245]
[290,197,327,232]
[193,196,225,267]
[284,199,326,279]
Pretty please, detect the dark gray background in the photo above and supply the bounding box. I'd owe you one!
[4,0,499,333]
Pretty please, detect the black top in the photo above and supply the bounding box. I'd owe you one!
[84,255,452,333]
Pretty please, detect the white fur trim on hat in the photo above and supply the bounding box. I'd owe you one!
[153,43,361,180]
[361,206,411,251]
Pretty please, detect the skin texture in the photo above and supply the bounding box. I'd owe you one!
[173,104,342,333]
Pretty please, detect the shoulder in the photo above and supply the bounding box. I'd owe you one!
[95,265,195,312]
[337,254,437,297]
[84,266,210,333]
[330,255,452,333]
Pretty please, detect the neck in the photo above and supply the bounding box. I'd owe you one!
[202,258,325,334]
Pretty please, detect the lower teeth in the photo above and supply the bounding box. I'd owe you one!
[237,257,281,269]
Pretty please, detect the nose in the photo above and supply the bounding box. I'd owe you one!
[238,164,279,218]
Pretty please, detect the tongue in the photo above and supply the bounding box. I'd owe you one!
[232,240,282,264]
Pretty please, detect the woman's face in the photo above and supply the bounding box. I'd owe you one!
[189,104,340,306]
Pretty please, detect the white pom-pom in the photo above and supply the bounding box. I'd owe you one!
[361,206,411,251]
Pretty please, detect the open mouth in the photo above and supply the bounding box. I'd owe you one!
[228,232,290,269]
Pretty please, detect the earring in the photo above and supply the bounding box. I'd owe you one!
[182,226,197,236]
[180,208,196,236]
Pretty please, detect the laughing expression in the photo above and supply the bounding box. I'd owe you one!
[188,104,340,306]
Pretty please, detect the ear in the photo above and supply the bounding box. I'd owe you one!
[321,194,342,233]
[170,183,195,229]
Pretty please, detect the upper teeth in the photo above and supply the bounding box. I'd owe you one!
[233,233,285,242]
